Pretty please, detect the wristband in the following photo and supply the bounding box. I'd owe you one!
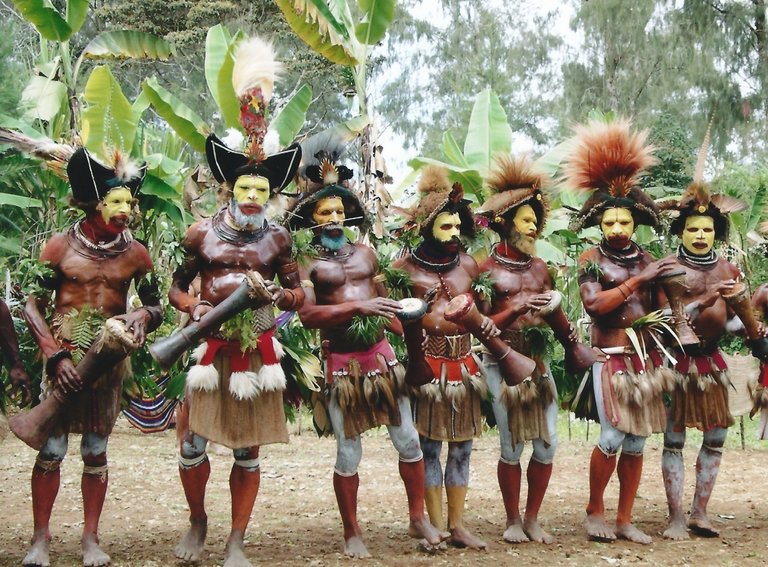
[46,348,72,376]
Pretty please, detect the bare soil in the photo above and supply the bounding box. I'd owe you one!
[1,414,767,567]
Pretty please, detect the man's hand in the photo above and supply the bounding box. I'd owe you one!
[699,279,736,310]
[116,309,153,346]
[638,257,678,284]
[358,297,402,318]
[479,315,501,339]
[9,362,32,407]
[265,280,285,306]
[55,357,82,393]
[526,292,554,312]
[190,301,213,322]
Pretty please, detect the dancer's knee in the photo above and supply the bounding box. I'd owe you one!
[179,432,208,469]
[38,433,67,462]
[597,423,625,455]
[703,427,727,451]
[500,440,524,465]
[233,446,261,471]
[532,438,555,465]
[388,423,422,462]
[445,440,472,486]
[621,434,646,455]
[663,428,686,452]
[80,433,108,461]
[334,436,362,475]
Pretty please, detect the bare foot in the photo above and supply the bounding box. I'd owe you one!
[663,518,690,540]
[449,526,487,550]
[343,534,371,559]
[408,517,447,546]
[82,533,110,566]
[22,532,51,567]
[615,523,652,545]
[523,518,554,544]
[175,517,207,562]
[223,534,253,567]
[585,513,616,542]
[688,514,720,537]
[502,519,529,543]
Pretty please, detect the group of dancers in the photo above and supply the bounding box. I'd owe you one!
[1,37,766,567]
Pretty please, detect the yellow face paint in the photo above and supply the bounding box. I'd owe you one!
[432,212,461,242]
[99,187,133,225]
[512,204,538,237]
[312,196,345,227]
[233,175,270,206]
[600,207,635,247]
[682,214,715,255]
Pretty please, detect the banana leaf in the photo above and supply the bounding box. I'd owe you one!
[407,156,483,198]
[276,0,361,66]
[441,131,471,168]
[206,26,243,131]
[463,88,512,177]
[0,193,42,208]
[65,0,89,35]
[81,66,136,155]
[142,77,207,153]
[19,76,67,122]
[81,30,175,60]
[355,0,396,45]
[270,85,312,146]
[11,0,75,41]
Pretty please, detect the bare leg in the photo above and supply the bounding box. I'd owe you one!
[81,453,110,566]
[523,459,554,544]
[333,472,370,558]
[615,452,651,544]
[445,441,486,550]
[585,446,617,542]
[23,462,61,567]
[175,458,210,562]
[497,460,527,543]
[688,433,725,537]
[399,459,445,545]
[224,448,260,567]
[662,446,688,540]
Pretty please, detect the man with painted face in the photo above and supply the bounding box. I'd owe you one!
[564,119,678,544]
[476,156,594,545]
[659,162,752,540]
[168,132,302,566]
[394,165,496,549]
[167,36,304,567]
[285,135,444,558]
[21,147,162,567]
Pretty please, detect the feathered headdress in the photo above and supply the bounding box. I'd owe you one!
[477,154,551,236]
[402,165,474,237]
[67,148,147,203]
[285,131,365,230]
[663,122,746,240]
[205,37,301,192]
[563,118,660,231]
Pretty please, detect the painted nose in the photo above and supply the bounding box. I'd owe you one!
[330,212,342,222]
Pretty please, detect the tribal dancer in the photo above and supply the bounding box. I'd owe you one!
[564,119,678,544]
[1,298,31,432]
[394,165,496,549]
[167,38,302,567]
[477,155,594,544]
[286,134,444,558]
[659,135,754,540]
[23,147,161,567]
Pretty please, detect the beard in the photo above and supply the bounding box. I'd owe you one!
[508,228,537,256]
[318,224,347,251]
[229,199,267,231]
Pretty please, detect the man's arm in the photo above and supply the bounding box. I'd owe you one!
[169,225,208,321]
[0,299,30,404]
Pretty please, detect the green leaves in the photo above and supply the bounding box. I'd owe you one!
[355,0,396,45]
[142,77,207,153]
[18,76,67,122]
[270,85,313,146]
[81,66,135,155]
[0,193,42,208]
[276,0,361,66]
[205,25,242,130]
[81,31,175,61]
[11,0,88,41]
[463,89,512,176]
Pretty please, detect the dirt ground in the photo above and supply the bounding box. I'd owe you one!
[1,413,767,567]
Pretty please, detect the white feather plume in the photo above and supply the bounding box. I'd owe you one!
[232,37,282,101]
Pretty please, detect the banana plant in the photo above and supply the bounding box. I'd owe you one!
[10,0,174,140]
[143,24,313,156]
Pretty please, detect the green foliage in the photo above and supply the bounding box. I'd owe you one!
[220,309,261,352]
[346,315,388,348]
[471,271,495,303]
[67,306,107,363]
[522,325,554,360]
[377,253,412,300]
